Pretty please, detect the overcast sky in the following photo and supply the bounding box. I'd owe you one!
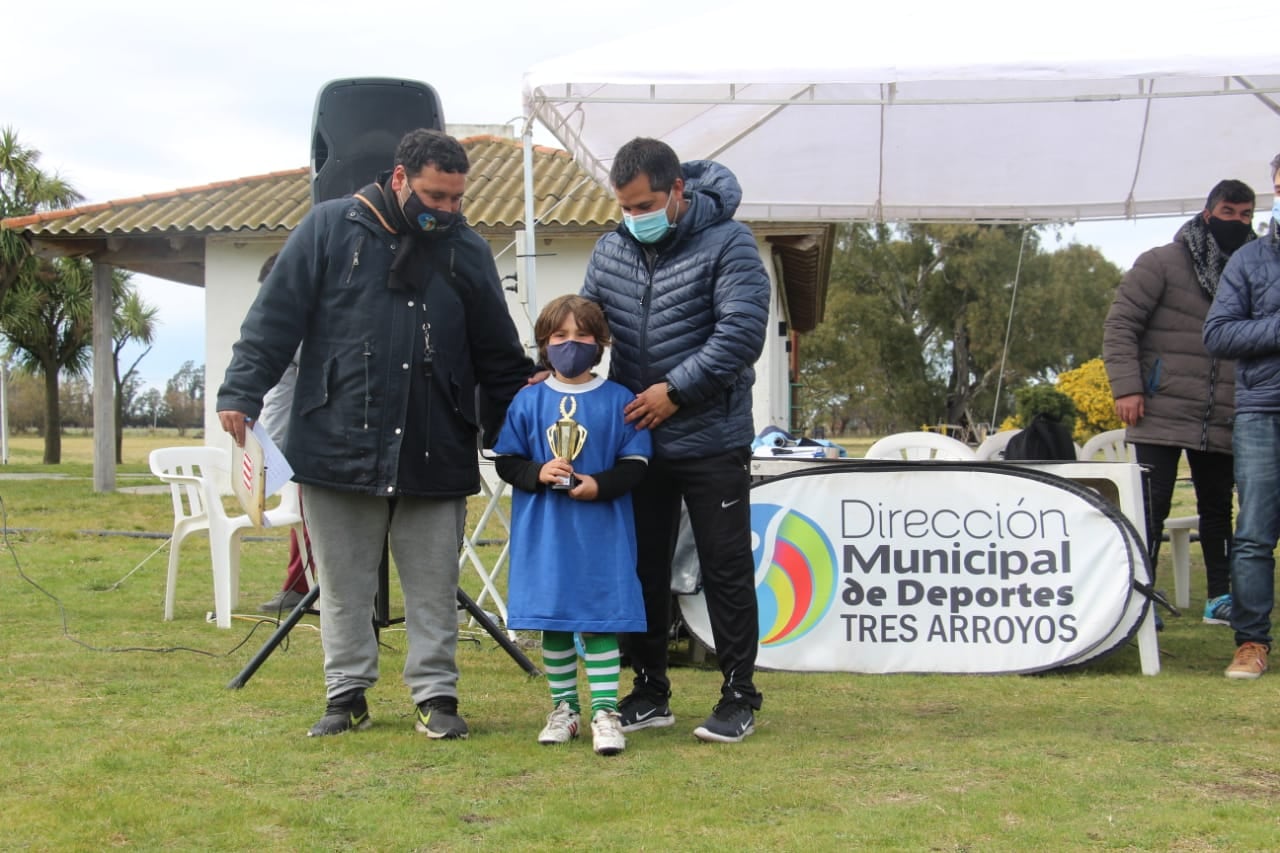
[2,0,1242,391]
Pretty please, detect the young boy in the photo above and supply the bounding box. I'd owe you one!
[493,295,651,755]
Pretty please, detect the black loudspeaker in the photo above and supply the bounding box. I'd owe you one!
[310,78,445,204]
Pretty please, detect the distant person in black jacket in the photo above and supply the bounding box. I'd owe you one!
[1104,179,1255,627]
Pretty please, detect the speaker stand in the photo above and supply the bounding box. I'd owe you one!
[227,544,538,689]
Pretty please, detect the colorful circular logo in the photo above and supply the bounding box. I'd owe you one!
[752,503,837,646]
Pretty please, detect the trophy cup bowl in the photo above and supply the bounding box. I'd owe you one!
[550,418,581,490]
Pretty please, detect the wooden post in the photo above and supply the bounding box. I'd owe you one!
[92,262,115,492]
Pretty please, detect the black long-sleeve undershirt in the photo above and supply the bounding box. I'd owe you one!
[493,456,647,501]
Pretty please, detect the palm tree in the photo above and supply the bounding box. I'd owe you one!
[113,288,158,462]
[0,128,82,308]
[1,256,99,463]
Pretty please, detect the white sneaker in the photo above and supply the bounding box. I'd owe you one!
[537,701,580,745]
[591,709,626,756]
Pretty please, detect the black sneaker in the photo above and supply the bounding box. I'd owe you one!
[617,691,675,732]
[307,690,371,737]
[415,696,469,740]
[693,699,755,743]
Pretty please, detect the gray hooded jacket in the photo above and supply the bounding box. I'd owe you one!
[1103,226,1235,454]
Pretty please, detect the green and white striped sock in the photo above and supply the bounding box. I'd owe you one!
[582,633,621,715]
[541,631,579,713]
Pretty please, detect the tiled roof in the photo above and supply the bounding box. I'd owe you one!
[0,135,830,326]
[0,136,620,237]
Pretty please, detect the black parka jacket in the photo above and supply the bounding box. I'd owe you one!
[216,184,534,496]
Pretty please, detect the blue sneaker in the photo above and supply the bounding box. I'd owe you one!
[693,698,756,744]
[1204,594,1233,626]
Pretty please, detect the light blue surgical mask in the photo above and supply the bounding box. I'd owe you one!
[1272,198,1280,222]
[623,193,676,244]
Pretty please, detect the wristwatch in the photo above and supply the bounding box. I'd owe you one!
[666,381,682,406]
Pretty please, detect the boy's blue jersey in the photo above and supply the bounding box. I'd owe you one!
[493,375,650,632]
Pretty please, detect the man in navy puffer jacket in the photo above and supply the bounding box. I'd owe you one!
[582,138,770,743]
[1203,152,1280,681]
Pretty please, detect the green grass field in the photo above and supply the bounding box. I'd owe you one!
[2,432,1278,851]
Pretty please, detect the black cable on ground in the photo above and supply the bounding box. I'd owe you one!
[1,493,282,658]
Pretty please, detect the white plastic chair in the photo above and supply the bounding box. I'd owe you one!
[1164,514,1200,609]
[1076,431,1200,605]
[865,432,977,461]
[1078,428,1136,462]
[150,446,306,628]
[975,429,1021,460]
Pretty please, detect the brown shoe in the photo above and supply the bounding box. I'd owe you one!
[1225,642,1269,680]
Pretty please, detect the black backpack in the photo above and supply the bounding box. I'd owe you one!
[1003,413,1077,461]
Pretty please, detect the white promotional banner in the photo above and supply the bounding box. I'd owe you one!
[680,464,1148,674]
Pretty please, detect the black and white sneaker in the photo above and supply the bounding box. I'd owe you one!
[693,699,755,743]
[617,692,675,732]
[415,696,469,740]
[307,689,371,737]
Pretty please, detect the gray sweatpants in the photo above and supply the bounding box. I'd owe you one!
[301,485,466,705]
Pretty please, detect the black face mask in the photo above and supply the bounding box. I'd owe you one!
[404,195,460,234]
[397,181,461,235]
[1207,216,1253,254]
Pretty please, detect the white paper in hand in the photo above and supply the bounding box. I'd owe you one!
[250,420,295,497]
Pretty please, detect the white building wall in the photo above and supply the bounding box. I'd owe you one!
[204,237,280,460]
[756,241,791,435]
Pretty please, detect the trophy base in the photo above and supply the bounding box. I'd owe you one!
[551,475,580,491]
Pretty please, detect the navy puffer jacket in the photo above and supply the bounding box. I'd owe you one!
[1203,229,1280,414]
[582,161,770,460]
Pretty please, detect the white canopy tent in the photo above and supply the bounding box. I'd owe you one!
[521,0,1280,225]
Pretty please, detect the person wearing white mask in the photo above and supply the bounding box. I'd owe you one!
[1203,154,1280,679]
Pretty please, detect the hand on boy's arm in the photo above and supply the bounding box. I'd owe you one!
[623,383,678,430]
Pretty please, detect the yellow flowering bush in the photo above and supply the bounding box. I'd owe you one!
[1055,358,1121,443]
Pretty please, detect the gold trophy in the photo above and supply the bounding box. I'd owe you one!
[546,395,588,490]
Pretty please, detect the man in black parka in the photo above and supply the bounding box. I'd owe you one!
[218,129,534,738]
